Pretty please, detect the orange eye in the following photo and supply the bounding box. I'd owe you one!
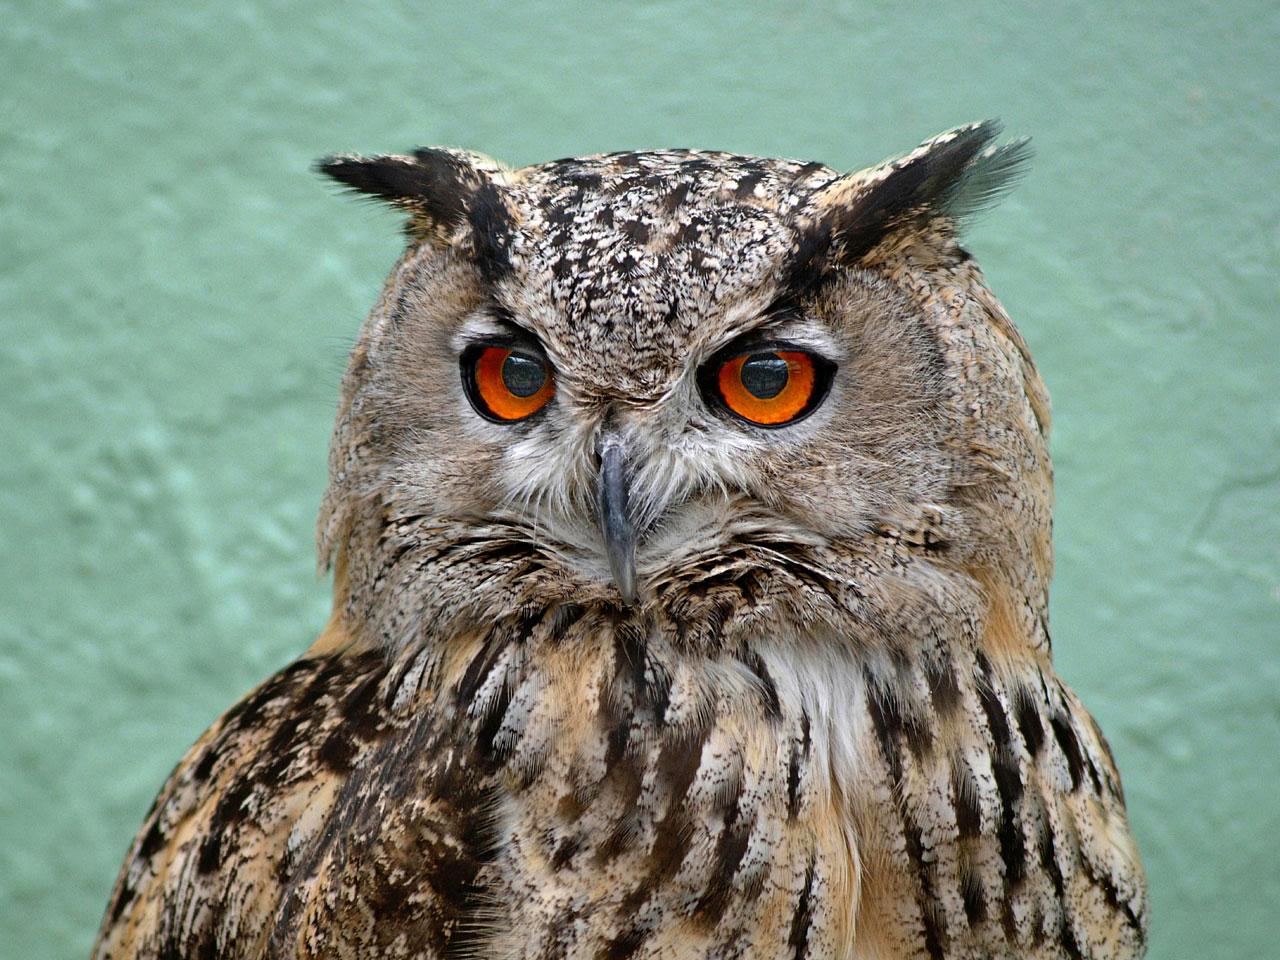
[463,345,554,422]
[706,348,833,427]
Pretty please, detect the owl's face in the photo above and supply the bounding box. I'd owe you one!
[320,126,1045,638]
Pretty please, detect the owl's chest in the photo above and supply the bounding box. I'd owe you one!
[446,638,869,960]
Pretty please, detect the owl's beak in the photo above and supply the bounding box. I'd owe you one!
[595,433,637,605]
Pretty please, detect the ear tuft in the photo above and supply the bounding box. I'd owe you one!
[315,147,511,248]
[815,120,1032,263]
[942,127,1033,223]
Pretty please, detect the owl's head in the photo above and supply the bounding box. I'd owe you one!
[317,123,1051,652]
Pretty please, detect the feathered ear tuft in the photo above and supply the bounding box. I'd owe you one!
[315,148,516,270]
[812,120,1031,264]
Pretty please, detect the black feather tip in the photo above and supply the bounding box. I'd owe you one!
[832,120,1032,261]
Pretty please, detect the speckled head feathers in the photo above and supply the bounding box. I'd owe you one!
[318,121,1030,313]
[318,121,1029,400]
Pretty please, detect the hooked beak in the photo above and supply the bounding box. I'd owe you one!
[595,433,637,605]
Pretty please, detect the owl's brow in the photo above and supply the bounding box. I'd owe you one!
[452,305,547,354]
[700,303,838,363]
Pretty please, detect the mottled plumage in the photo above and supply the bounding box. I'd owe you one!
[95,122,1147,960]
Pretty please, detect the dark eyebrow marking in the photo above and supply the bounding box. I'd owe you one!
[460,306,550,357]
[770,226,838,314]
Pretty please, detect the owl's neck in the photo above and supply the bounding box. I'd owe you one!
[322,503,1047,669]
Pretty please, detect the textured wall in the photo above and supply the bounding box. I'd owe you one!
[2,1,1276,956]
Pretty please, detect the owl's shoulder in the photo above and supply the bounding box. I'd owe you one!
[92,646,460,958]
[852,640,1148,959]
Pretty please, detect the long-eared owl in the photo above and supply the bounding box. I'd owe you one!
[94,121,1148,960]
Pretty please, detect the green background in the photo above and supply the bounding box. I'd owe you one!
[2,1,1276,956]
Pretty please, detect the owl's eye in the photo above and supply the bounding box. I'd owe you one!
[462,344,555,422]
[703,346,834,427]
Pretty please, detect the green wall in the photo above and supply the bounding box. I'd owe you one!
[2,2,1276,956]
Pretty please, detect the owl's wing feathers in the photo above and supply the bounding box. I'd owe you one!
[92,649,493,960]
[854,647,1148,959]
[93,655,359,958]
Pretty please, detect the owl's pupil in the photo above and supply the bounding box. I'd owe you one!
[739,353,790,399]
[502,353,546,397]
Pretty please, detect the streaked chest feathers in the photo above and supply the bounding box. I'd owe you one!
[103,598,1142,960]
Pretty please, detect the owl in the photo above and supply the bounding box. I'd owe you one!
[93,121,1147,960]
